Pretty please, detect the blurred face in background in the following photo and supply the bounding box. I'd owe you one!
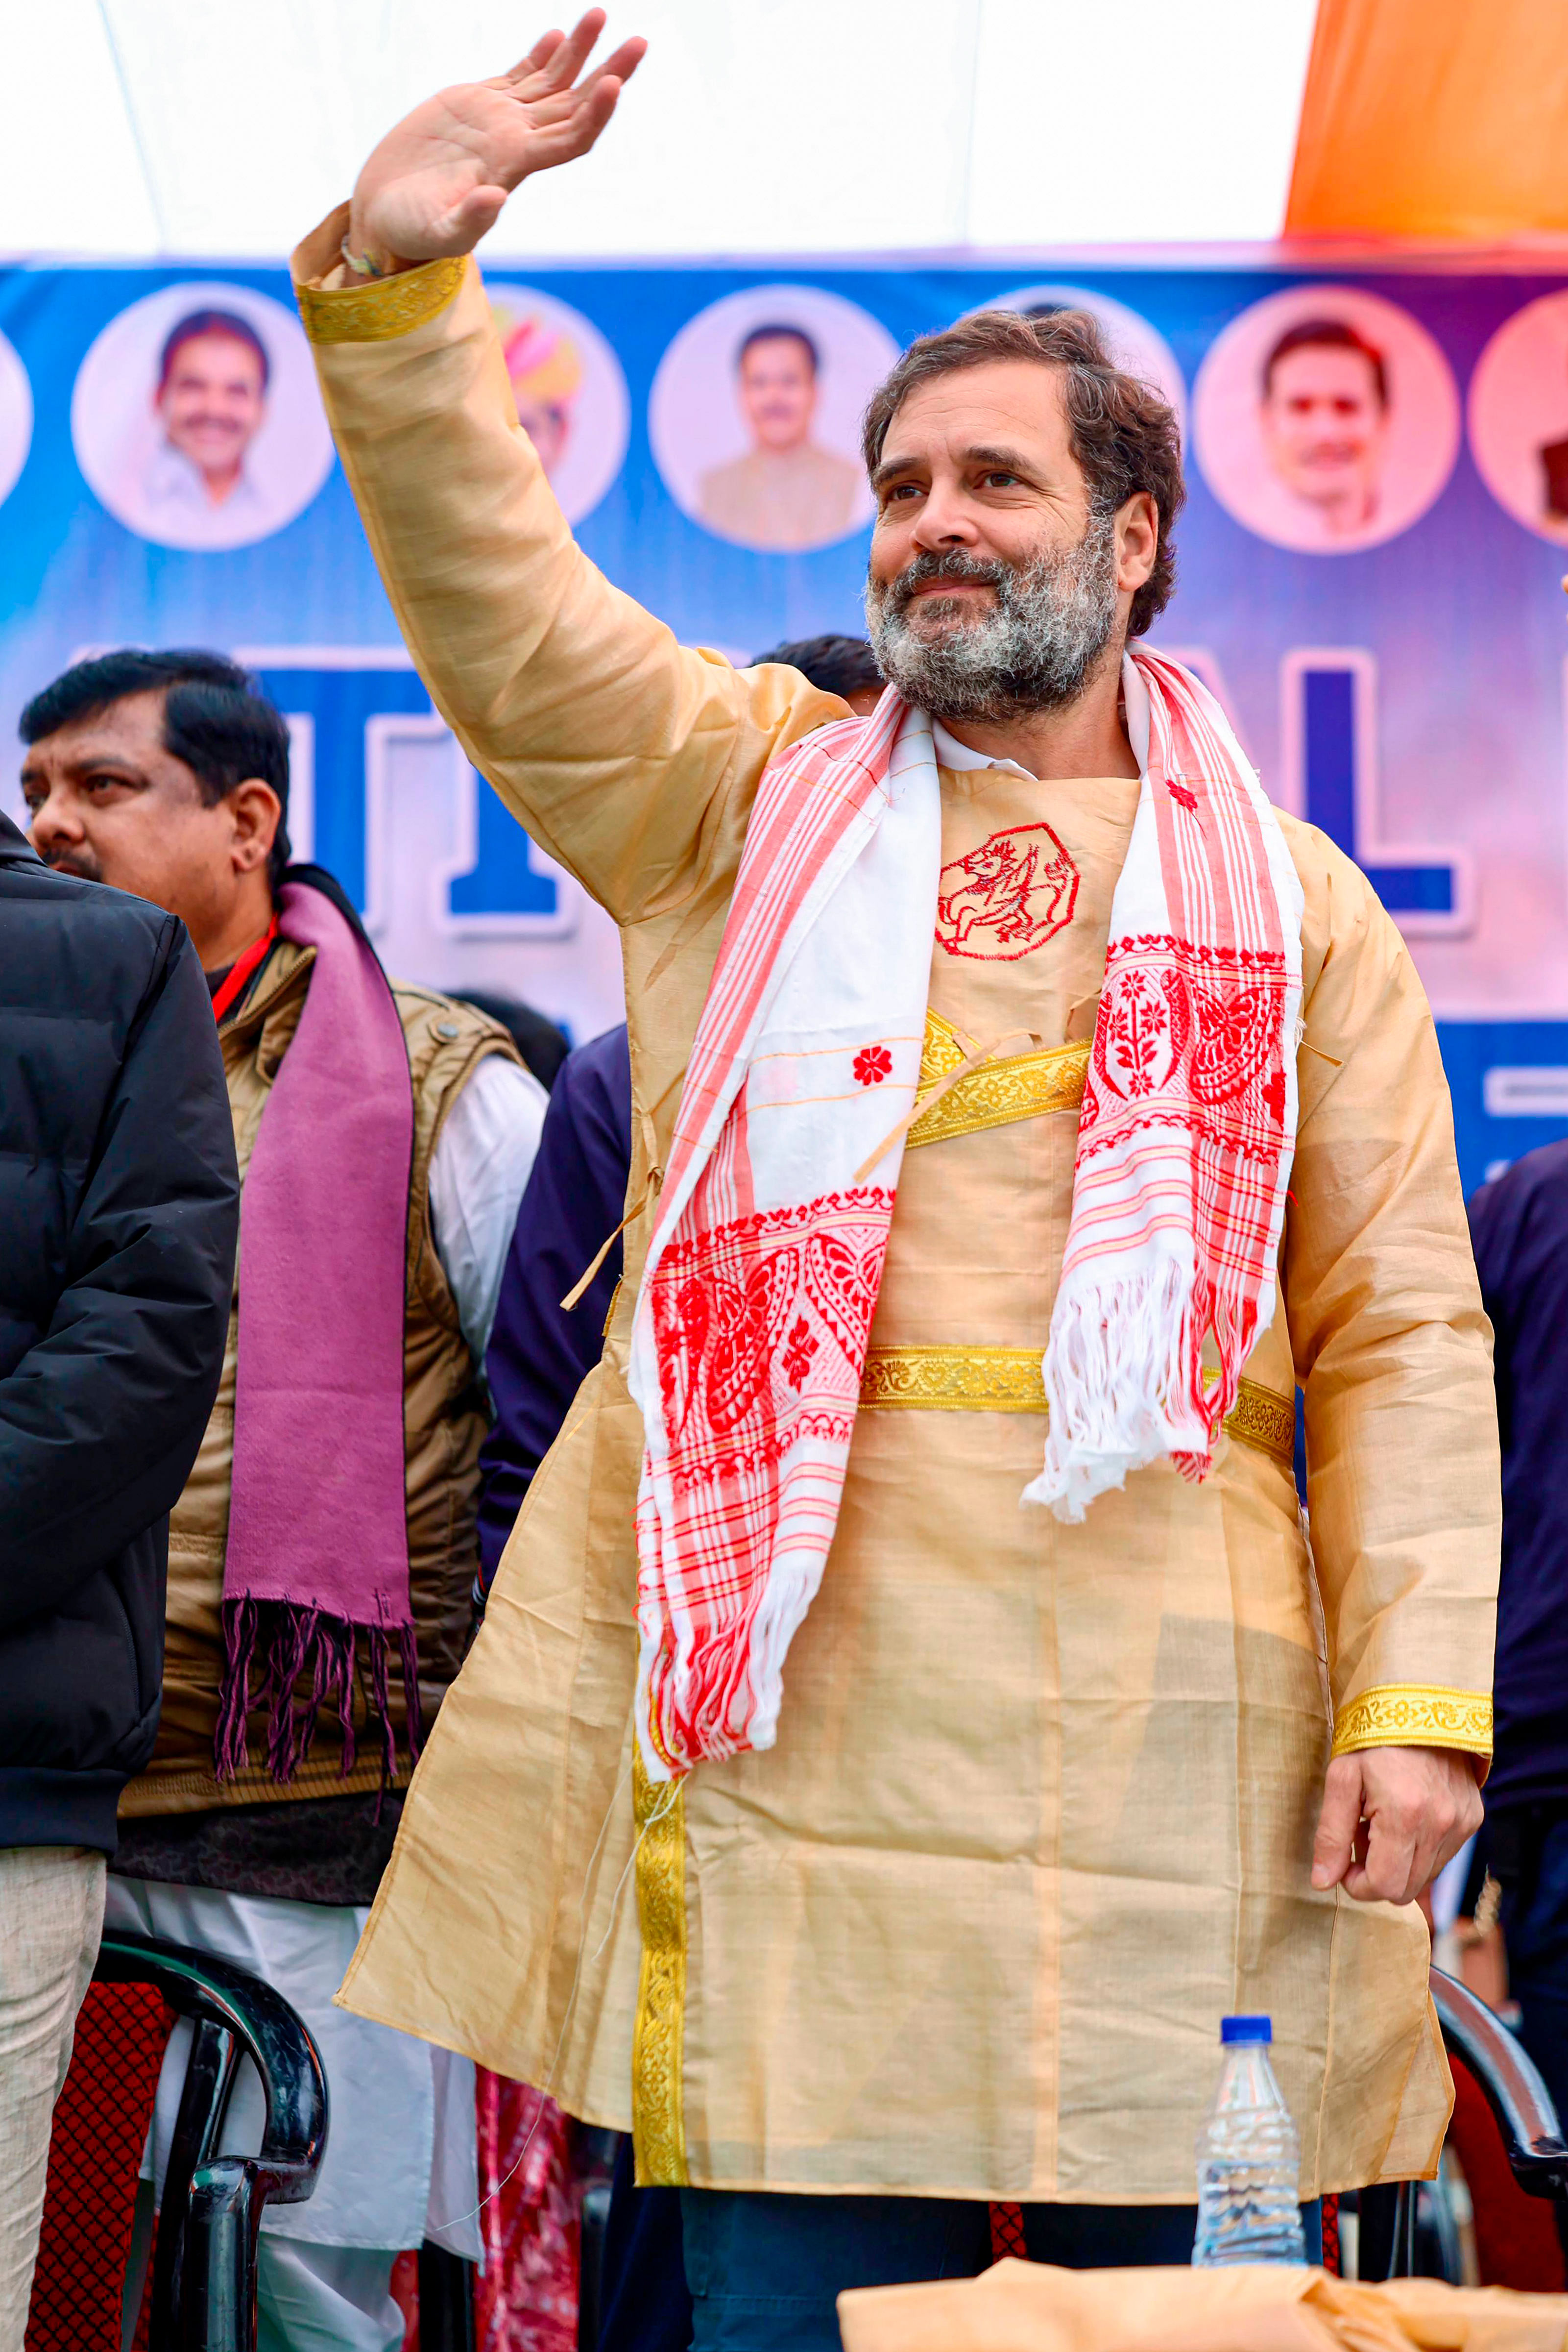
[156,331,267,504]
[1261,343,1388,534]
[739,334,818,456]
[512,393,572,478]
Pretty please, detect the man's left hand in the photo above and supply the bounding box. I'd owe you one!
[1310,1746,1483,1905]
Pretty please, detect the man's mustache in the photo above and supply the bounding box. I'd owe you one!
[40,846,102,881]
[881,549,1011,617]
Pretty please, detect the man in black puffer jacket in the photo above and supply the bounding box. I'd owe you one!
[0,808,237,2341]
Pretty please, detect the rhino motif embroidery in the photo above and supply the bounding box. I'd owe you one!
[935,822,1080,960]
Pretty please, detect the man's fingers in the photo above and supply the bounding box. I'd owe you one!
[537,6,608,91]
[1352,1807,1422,1905]
[500,28,565,82]
[1351,1759,1477,1904]
[520,47,643,132]
[536,71,631,163]
[1310,1757,1365,1890]
[583,36,647,90]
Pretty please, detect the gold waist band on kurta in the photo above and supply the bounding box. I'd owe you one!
[859,1345,1297,1472]
[907,1010,1088,1151]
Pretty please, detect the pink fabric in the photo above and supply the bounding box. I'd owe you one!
[474,2073,580,2352]
[216,880,420,1783]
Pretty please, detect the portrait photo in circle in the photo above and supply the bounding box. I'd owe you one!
[0,330,33,515]
[1468,291,1568,546]
[965,284,1187,442]
[1194,284,1460,555]
[650,285,899,554]
[72,283,334,553]
[487,283,629,525]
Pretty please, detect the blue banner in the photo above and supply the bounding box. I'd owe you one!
[4,253,1568,1192]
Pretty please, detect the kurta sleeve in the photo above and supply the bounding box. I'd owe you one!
[290,206,845,926]
[1281,826,1498,1770]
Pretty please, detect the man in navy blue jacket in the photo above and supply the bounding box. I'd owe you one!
[1470,1139,1568,2239]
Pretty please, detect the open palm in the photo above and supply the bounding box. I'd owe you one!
[355,10,646,264]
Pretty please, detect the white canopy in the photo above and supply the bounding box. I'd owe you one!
[6,0,1318,261]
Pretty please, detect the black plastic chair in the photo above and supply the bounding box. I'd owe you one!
[97,1930,329,2350]
[1376,1965,1568,2278]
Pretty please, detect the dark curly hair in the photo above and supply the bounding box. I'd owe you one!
[861,307,1185,640]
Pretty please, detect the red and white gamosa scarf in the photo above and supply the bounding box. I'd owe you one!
[628,648,1303,1781]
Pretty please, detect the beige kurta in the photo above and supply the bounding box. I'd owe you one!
[294,218,1499,2202]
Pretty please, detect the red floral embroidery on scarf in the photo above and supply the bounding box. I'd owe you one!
[1167,781,1198,811]
[852,1045,893,1086]
[649,1193,889,1465]
[935,822,1079,960]
[1085,939,1290,1148]
[782,1317,818,1389]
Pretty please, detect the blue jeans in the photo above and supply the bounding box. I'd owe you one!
[680,2189,1323,2351]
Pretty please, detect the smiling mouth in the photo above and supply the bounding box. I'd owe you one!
[903,584,995,620]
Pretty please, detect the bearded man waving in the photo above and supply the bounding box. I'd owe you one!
[296,16,1496,2335]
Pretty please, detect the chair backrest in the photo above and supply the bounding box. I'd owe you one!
[28,1930,329,2352]
[1429,1966,1568,2199]
[1380,1967,1568,2281]
[24,1978,173,2352]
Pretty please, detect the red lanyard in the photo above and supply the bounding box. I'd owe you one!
[210,916,279,1025]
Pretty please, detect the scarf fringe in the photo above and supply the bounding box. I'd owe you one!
[216,1596,423,1787]
[1029,1252,1206,1524]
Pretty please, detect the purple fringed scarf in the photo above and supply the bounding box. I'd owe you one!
[216,879,422,1785]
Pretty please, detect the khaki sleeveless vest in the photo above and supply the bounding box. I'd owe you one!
[120,937,521,1815]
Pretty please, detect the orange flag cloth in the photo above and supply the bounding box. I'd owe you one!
[1287,0,1568,240]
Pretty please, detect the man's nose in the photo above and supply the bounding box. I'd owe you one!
[911,490,979,551]
[28,788,80,853]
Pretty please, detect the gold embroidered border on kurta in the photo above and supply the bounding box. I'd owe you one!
[1331,1685,1494,1761]
[859,1345,1296,1473]
[631,1754,689,2185]
[907,1009,1088,1151]
[296,255,468,345]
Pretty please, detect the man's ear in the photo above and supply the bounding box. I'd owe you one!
[1115,492,1158,595]
[229,779,283,877]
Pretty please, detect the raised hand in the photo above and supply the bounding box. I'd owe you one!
[350,10,646,270]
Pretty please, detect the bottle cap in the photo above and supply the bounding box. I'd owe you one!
[1220,2014,1273,2045]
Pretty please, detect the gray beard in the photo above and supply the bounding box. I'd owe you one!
[864,512,1121,724]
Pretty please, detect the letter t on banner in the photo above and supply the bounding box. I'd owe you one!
[238,648,577,937]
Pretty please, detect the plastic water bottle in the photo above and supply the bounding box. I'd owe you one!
[1192,2015,1307,2266]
